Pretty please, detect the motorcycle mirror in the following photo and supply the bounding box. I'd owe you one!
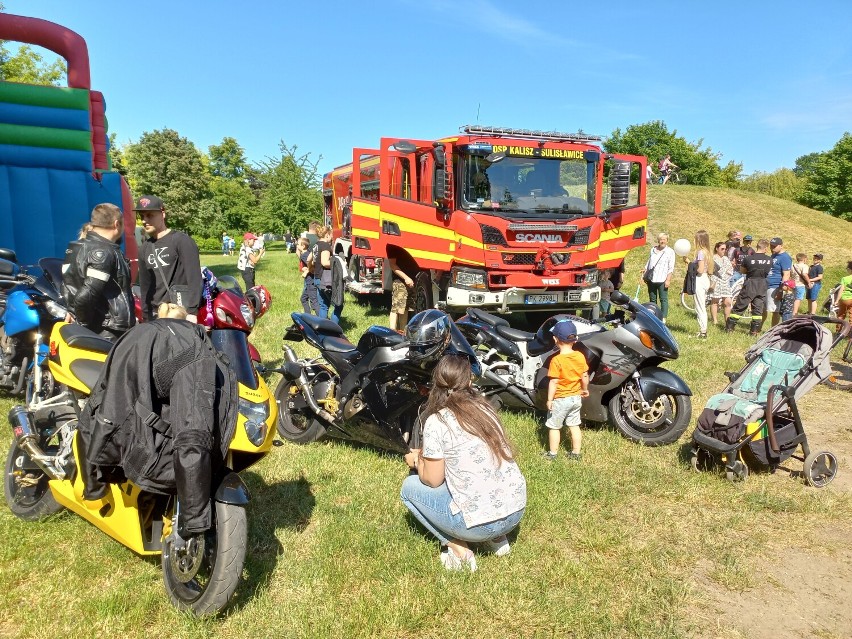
[610,290,629,305]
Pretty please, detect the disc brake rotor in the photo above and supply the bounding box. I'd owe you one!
[168,535,206,583]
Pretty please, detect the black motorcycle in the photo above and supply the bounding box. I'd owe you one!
[457,290,693,446]
[273,310,479,454]
[0,252,68,399]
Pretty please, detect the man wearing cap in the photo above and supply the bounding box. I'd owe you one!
[135,195,202,322]
[765,237,792,327]
[237,232,261,290]
[61,203,136,339]
[730,234,755,285]
[726,239,773,335]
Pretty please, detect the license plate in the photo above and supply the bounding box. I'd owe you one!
[525,294,559,304]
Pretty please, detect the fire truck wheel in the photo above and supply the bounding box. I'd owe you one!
[347,254,360,283]
[412,272,434,313]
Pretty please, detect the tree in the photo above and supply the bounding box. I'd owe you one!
[604,120,740,187]
[737,168,804,202]
[209,137,250,179]
[123,129,211,231]
[0,42,66,85]
[108,133,128,177]
[255,142,323,235]
[798,132,852,221]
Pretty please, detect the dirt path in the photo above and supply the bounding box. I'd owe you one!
[688,387,852,639]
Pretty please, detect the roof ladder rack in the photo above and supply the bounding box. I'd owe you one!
[461,124,602,143]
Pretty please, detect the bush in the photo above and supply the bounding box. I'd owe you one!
[193,236,223,253]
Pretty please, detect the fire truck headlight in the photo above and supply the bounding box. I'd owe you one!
[452,268,487,290]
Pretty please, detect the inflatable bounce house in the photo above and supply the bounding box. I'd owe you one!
[0,13,136,272]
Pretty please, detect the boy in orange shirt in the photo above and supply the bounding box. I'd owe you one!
[543,320,590,461]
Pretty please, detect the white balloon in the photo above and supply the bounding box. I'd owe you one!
[673,238,691,257]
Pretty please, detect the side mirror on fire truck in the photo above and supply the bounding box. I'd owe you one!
[432,145,453,213]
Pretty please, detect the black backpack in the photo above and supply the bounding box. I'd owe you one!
[682,261,698,295]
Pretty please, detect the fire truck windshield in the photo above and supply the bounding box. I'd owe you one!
[460,151,596,217]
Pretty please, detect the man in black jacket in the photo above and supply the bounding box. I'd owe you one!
[136,195,202,322]
[61,203,135,339]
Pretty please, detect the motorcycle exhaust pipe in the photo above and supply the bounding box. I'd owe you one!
[8,405,63,480]
[281,345,336,424]
[481,369,536,408]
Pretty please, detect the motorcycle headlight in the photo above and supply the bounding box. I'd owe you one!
[239,398,269,446]
[240,302,255,327]
[44,300,68,320]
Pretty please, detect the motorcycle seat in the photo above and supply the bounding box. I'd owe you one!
[466,308,510,328]
[496,325,536,342]
[320,335,359,354]
[59,323,113,353]
[298,313,344,336]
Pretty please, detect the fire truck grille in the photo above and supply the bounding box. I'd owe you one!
[501,252,571,265]
[568,228,591,245]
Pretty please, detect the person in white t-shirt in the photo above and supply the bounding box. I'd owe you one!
[401,354,527,572]
[640,233,676,322]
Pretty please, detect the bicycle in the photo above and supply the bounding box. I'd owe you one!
[659,167,686,184]
[680,277,743,314]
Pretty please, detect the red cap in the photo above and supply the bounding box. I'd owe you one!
[243,233,258,241]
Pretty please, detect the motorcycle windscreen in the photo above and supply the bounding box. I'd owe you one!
[209,329,258,390]
[445,321,482,378]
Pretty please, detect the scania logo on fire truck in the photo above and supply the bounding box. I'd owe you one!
[515,233,563,243]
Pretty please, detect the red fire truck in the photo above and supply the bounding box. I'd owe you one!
[322,125,648,316]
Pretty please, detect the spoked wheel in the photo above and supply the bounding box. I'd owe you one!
[608,388,692,446]
[4,437,64,520]
[725,460,749,482]
[803,450,838,488]
[274,379,328,443]
[162,501,247,616]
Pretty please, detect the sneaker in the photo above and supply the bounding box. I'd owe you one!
[541,451,558,461]
[566,451,582,461]
[440,548,477,572]
[696,332,707,339]
[482,535,511,557]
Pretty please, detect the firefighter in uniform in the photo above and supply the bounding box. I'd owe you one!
[726,238,773,336]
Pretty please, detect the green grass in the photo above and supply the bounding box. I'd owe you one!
[1,188,851,638]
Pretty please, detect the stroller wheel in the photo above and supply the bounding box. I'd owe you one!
[690,448,713,473]
[725,460,749,482]
[803,450,838,488]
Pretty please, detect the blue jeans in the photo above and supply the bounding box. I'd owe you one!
[315,278,342,324]
[400,474,525,545]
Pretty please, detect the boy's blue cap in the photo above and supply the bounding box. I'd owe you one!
[551,320,578,342]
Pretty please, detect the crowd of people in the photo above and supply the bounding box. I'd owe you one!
[638,228,850,338]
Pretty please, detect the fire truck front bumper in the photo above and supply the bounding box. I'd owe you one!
[444,285,601,314]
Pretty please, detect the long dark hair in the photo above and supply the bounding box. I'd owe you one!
[421,354,515,463]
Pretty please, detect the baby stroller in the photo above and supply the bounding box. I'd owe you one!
[691,316,850,487]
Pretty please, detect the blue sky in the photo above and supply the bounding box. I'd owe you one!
[4,0,852,178]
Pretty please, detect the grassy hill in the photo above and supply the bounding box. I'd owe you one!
[1,187,850,638]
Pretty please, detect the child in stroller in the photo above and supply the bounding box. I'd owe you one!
[691,316,850,487]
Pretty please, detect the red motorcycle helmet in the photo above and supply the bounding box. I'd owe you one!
[245,285,272,319]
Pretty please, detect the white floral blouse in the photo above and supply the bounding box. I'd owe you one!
[422,408,527,528]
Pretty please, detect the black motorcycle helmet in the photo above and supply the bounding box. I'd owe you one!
[405,309,452,366]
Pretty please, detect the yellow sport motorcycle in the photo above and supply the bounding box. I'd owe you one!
[4,288,276,615]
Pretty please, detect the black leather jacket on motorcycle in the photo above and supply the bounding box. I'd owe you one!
[61,232,135,337]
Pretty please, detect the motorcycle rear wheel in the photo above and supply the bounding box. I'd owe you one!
[608,390,692,446]
[162,500,247,616]
[274,381,327,443]
[4,438,64,520]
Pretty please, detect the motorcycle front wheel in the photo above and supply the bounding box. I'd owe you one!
[4,438,64,520]
[608,389,692,446]
[162,500,247,616]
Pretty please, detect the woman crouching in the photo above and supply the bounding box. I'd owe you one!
[401,354,527,571]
